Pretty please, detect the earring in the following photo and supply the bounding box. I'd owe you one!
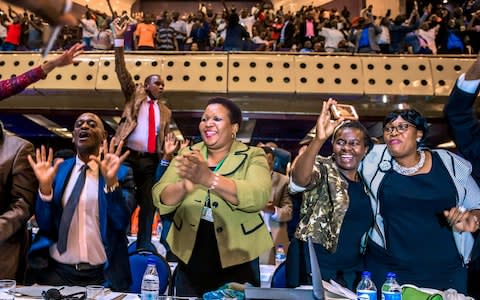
[416,138,421,142]
[232,132,237,139]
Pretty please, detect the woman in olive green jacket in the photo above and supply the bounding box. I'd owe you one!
[152,97,273,297]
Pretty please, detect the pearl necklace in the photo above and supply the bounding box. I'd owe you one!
[392,150,426,176]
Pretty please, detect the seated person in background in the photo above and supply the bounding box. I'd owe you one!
[26,113,135,291]
[259,146,292,265]
[288,99,373,290]
[152,97,272,297]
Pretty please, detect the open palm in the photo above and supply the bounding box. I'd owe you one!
[27,145,63,191]
[90,138,129,184]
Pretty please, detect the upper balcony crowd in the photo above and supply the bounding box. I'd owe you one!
[1,0,480,55]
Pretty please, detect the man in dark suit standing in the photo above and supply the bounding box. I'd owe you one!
[279,15,296,49]
[0,121,37,280]
[26,113,135,290]
[113,18,172,250]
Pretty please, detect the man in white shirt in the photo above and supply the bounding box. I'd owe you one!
[113,18,172,252]
[26,113,135,290]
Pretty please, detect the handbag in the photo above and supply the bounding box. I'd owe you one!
[402,285,443,300]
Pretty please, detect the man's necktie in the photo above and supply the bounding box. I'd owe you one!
[57,164,87,254]
[148,100,156,153]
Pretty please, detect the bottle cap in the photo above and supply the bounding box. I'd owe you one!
[386,272,396,278]
[147,257,156,265]
[361,271,372,277]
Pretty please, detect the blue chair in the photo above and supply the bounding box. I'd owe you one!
[128,250,172,295]
[127,240,158,255]
[270,261,287,288]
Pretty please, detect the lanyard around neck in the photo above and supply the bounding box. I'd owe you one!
[206,153,227,173]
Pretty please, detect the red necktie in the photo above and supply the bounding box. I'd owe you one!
[148,100,156,153]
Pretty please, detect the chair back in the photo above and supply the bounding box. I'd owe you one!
[128,250,172,295]
[271,261,287,288]
[127,240,158,255]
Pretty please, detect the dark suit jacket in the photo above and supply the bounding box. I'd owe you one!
[114,46,172,154]
[444,83,480,185]
[29,158,135,291]
[444,83,480,261]
[281,21,296,48]
[0,127,37,279]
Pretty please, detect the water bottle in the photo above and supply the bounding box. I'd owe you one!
[275,244,286,266]
[381,272,402,300]
[141,258,159,300]
[356,271,377,300]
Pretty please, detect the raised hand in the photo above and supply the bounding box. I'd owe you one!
[315,98,344,141]
[163,132,179,158]
[113,17,129,38]
[41,43,83,74]
[27,145,63,196]
[53,43,83,67]
[89,138,129,187]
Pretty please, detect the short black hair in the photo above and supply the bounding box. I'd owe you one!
[333,120,374,153]
[144,74,161,85]
[207,97,242,127]
[383,109,429,144]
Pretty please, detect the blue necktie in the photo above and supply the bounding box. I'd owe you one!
[57,164,88,254]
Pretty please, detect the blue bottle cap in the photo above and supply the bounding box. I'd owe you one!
[386,272,396,278]
[361,271,371,277]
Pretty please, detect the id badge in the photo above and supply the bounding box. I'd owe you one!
[201,206,214,222]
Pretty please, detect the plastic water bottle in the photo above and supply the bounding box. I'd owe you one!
[381,272,402,300]
[141,258,159,300]
[356,271,377,300]
[275,244,286,266]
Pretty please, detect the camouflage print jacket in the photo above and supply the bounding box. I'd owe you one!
[290,156,349,253]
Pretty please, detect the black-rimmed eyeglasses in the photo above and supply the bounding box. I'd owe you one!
[383,123,415,134]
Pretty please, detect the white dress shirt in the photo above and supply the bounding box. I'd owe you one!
[126,97,161,153]
[41,157,106,265]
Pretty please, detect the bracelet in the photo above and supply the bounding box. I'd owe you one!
[208,173,220,190]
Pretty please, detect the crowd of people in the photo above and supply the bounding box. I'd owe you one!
[1,0,480,299]
[1,0,480,54]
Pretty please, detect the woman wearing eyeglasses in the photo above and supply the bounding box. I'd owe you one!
[360,109,480,293]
